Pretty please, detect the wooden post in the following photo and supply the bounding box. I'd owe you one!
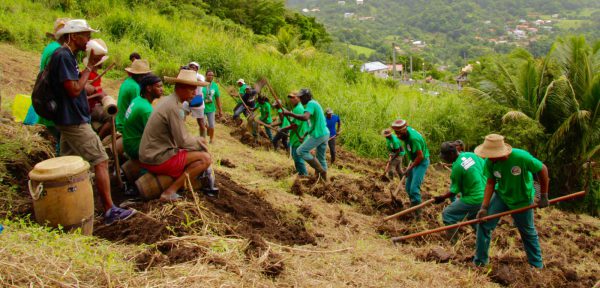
[391,191,586,243]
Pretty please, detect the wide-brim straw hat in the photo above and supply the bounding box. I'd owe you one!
[391,119,407,131]
[46,18,70,39]
[55,19,99,38]
[382,129,392,137]
[125,59,151,74]
[83,39,109,67]
[474,134,513,158]
[164,69,204,86]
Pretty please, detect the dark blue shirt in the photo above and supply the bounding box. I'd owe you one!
[326,114,340,137]
[50,47,90,125]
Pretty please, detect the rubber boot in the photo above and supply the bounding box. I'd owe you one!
[199,167,219,197]
[305,158,327,182]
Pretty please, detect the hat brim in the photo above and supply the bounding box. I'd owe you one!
[164,76,203,86]
[124,67,152,74]
[474,143,512,158]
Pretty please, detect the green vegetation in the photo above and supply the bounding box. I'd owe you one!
[348,44,374,57]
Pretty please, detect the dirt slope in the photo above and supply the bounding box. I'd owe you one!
[1,44,598,287]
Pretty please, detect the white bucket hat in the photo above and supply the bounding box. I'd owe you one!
[82,39,109,67]
[237,79,245,84]
[55,19,99,38]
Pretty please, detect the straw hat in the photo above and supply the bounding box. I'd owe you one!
[382,129,392,137]
[326,108,333,114]
[164,69,204,86]
[55,19,99,38]
[125,59,151,74]
[474,134,512,158]
[82,39,109,67]
[391,119,407,131]
[237,79,245,84]
[189,62,199,69]
[46,18,70,39]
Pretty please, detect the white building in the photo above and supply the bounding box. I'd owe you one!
[361,61,389,79]
[357,0,364,5]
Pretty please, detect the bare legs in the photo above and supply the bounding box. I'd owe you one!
[160,151,211,199]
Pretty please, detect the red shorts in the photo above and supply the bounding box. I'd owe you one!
[141,150,188,178]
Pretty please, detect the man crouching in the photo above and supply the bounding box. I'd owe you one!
[139,69,218,202]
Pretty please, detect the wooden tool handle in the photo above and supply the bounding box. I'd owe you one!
[383,198,435,222]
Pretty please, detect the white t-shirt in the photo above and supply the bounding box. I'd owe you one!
[195,73,205,96]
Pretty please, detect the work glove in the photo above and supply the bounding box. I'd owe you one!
[476,208,488,219]
[433,195,446,204]
[538,193,549,208]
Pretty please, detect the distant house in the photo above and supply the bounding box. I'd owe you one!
[344,12,354,18]
[337,0,346,5]
[301,8,309,13]
[356,0,364,5]
[516,25,529,30]
[510,29,527,39]
[518,19,527,24]
[361,61,389,79]
[387,64,403,73]
[534,19,545,26]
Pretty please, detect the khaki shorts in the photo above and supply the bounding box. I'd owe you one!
[57,123,109,166]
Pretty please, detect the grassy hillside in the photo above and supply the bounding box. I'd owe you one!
[0,0,498,159]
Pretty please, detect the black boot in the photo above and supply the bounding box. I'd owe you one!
[305,158,327,182]
[199,167,219,197]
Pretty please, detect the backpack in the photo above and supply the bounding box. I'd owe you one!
[31,54,58,121]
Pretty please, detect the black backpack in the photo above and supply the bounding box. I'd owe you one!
[31,52,58,121]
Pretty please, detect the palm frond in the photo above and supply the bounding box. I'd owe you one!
[502,110,531,123]
[548,110,591,151]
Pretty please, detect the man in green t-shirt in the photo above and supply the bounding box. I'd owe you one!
[271,100,290,152]
[283,89,330,181]
[122,74,163,160]
[473,134,550,269]
[382,129,405,179]
[434,141,486,238]
[201,70,222,143]
[253,95,273,141]
[116,59,151,132]
[280,92,308,175]
[392,119,430,207]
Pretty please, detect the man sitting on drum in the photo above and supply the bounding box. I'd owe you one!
[138,69,219,202]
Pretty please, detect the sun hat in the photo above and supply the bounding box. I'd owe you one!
[55,19,99,38]
[82,39,109,67]
[288,91,299,98]
[164,69,204,86]
[326,108,333,114]
[391,119,407,131]
[237,79,245,84]
[189,62,200,68]
[125,59,151,74]
[382,129,392,137]
[46,18,70,39]
[474,134,513,158]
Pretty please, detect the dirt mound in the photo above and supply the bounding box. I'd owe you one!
[203,171,316,245]
[93,212,168,245]
[220,158,237,168]
[244,234,285,277]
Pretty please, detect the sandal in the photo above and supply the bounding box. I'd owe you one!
[160,193,182,203]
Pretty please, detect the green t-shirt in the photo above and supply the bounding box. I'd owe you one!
[116,77,141,132]
[37,41,62,127]
[386,134,405,156]
[450,152,486,205]
[484,148,543,209]
[289,103,307,147]
[403,126,430,161]
[304,100,330,139]
[202,82,220,114]
[122,96,153,160]
[236,84,247,104]
[277,108,290,128]
[256,102,272,124]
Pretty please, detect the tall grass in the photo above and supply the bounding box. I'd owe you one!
[0,0,498,159]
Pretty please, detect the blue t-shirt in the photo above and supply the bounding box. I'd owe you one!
[326,114,340,137]
[50,47,90,126]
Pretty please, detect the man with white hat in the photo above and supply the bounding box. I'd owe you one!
[473,134,549,269]
[116,59,151,132]
[49,19,135,225]
[232,79,248,121]
[434,141,485,238]
[187,62,209,138]
[139,69,218,202]
[391,119,430,209]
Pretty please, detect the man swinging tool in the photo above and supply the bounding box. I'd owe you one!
[433,141,485,239]
[382,128,404,180]
[473,134,550,269]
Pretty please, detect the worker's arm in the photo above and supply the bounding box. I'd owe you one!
[536,164,550,208]
[336,118,342,134]
[64,67,94,98]
[283,110,310,121]
[434,192,453,204]
[216,96,222,118]
[477,178,496,218]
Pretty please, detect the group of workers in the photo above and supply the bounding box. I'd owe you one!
[381,120,549,270]
[35,17,551,270]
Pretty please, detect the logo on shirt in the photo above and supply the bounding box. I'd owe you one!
[460,157,475,170]
[493,171,502,178]
[511,166,522,176]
